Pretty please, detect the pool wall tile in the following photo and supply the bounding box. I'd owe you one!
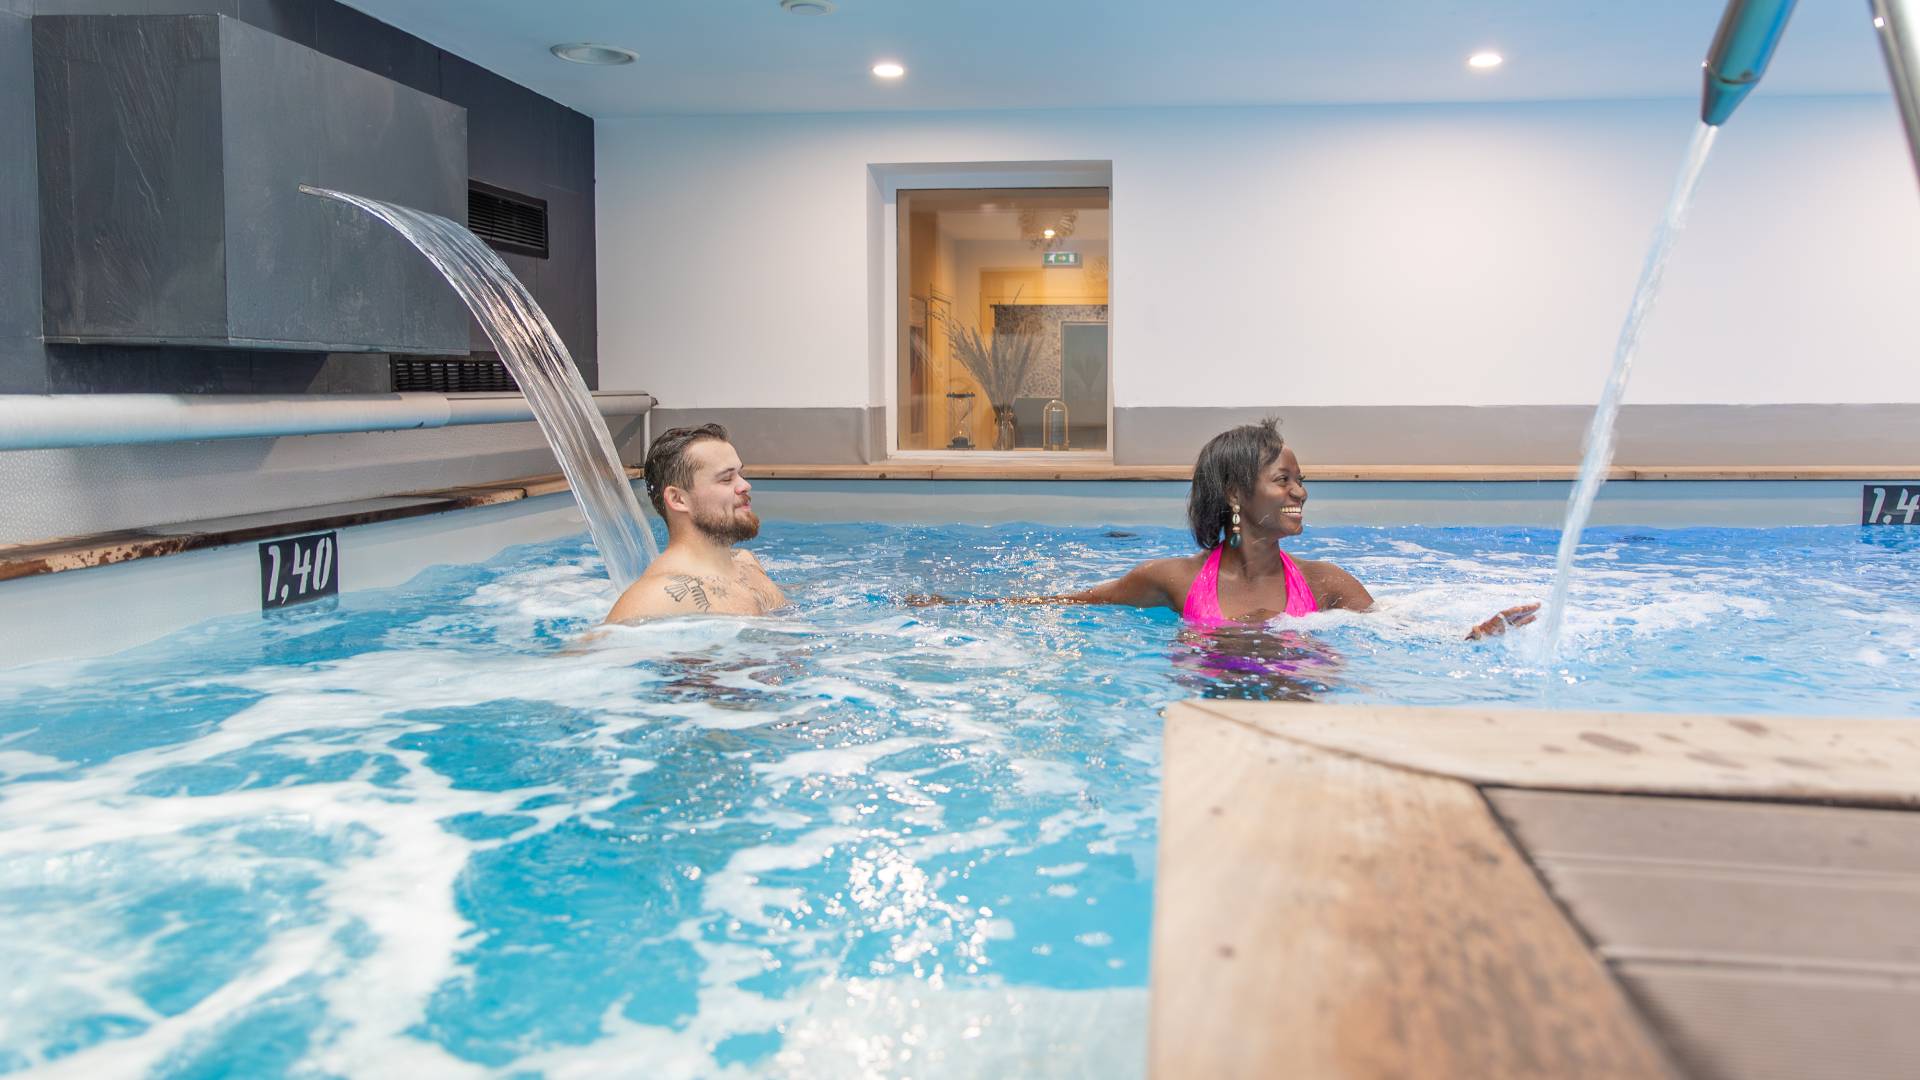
[1114,404,1920,467]
[649,407,880,466]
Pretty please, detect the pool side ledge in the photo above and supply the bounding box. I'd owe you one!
[1151,701,1920,1079]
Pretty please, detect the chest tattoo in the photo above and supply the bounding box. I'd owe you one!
[663,564,779,613]
[663,575,711,612]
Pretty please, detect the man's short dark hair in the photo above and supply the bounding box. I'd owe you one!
[643,423,730,516]
[1187,418,1284,549]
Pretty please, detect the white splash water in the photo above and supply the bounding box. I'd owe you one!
[1535,122,1720,658]
[301,186,658,590]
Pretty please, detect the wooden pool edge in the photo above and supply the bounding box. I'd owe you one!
[1149,701,1920,1079]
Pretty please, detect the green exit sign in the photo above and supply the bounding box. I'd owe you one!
[1042,251,1081,267]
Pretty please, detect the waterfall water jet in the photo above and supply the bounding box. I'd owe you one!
[302,186,658,590]
[1534,123,1719,659]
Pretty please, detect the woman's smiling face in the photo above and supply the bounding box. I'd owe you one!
[1240,445,1308,538]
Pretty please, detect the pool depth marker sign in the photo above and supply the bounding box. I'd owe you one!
[260,531,340,610]
[1862,485,1920,525]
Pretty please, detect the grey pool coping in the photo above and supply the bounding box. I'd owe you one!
[748,478,1901,529]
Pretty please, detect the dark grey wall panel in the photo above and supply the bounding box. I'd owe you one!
[217,16,467,351]
[233,0,314,48]
[440,51,597,377]
[312,0,437,97]
[35,14,469,353]
[0,9,45,392]
[545,186,597,383]
[34,15,231,344]
[10,0,598,393]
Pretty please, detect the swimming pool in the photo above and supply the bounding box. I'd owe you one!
[2,519,1916,1076]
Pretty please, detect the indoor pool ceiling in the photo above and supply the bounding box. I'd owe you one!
[340,0,1893,117]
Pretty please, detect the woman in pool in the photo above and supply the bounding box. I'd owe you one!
[1031,419,1537,639]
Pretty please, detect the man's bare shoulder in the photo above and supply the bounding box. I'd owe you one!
[606,565,717,622]
[730,547,787,609]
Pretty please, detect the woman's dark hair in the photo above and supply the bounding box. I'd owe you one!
[643,423,729,515]
[1186,418,1285,549]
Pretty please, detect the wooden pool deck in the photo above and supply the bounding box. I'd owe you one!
[1152,702,1920,1080]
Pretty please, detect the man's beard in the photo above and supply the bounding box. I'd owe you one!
[691,503,761,544]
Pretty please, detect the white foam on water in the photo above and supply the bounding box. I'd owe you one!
[0,767,517,1077]
[754,737,926,784]
[0,620,689,1075]
[0,748,67,780]
[1328,567,1773,654]
[509,977,1146,1080]
[1007,758,1084,798]
[702,826,865,928]
[899,824,1014,862]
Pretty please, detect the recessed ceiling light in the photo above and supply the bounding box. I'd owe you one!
[1468,51,1504,70]
[781,0,835,13]
[872,61,905,79]
[1042,228,1056,239]
[550,43,636,66]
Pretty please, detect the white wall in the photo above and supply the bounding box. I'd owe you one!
[596,96,1920,414]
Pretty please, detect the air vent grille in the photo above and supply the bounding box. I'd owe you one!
[468,180,549,259]
[391,356,519,393]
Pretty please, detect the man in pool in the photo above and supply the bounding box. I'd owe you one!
[606,423,786,622]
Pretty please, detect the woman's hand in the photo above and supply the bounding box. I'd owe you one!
[1466,602,1541,640]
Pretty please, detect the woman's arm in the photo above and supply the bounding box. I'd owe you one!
[1306,559,1537,637]
[1059,560,1178,609]
[1466,603,1540,640]
[907,559,1181,612]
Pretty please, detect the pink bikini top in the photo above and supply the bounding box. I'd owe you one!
[1181,545,1319,628]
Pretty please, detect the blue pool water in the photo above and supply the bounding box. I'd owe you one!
[2,522,1917,1076]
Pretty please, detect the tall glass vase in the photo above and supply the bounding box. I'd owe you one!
[992,406,1017,451]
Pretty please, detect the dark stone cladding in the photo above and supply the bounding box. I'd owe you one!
[3,0,597,393]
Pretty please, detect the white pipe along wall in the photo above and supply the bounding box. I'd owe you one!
[0,392,656,452]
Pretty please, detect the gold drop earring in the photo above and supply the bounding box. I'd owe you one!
[1228,502,1242,548]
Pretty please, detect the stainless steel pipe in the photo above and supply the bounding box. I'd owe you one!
[1872,0,1920,184]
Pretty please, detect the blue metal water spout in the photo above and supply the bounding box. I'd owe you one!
[1700,0,1920,185]
[1700,0,1800,125]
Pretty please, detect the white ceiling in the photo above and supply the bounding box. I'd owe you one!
[341,0,1895,119]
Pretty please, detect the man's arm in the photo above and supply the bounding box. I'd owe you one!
[606,572,716,623]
